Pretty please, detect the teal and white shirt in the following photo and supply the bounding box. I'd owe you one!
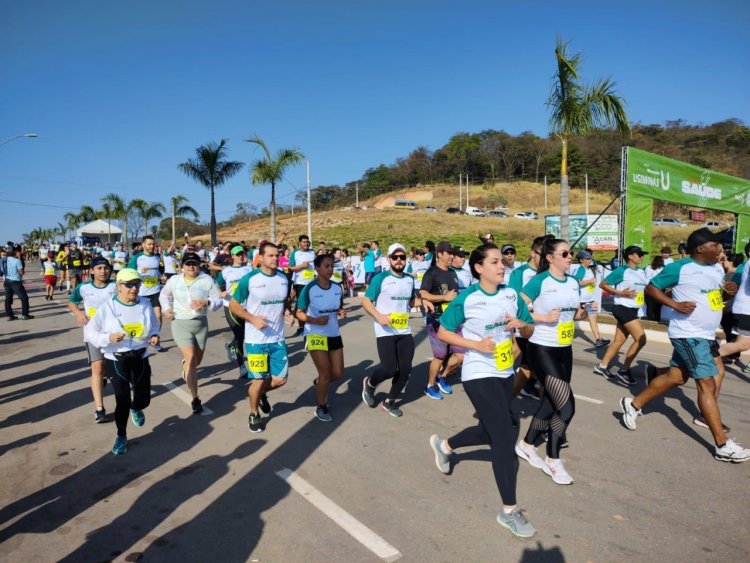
[731,263,750,316]
[290,249,317,285]
[332,259,345,285]
[159,273,223,320]
[163,252,179,275]
[216,264,252,307]
[650,258,725,339]
[441,284,533,381]
[69,280,117,320]
[522,271,581,347]
[503,260,523,286]
[507,263,537,295]
[451,266,473,291]
[83,296,160,360]
[570,264,602,304]
[605,266,648,312]
[127,252,162,296]
[297,279,344,338]
[112,250,128,271]
[407,260,431,291]
[364,271,415,338]
[231,269,290,344]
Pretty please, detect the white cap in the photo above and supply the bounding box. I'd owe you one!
[387,243,406,257]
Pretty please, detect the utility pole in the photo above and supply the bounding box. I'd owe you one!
[544,175,548,208]
[356,182,359,208]
[458,174,463,210]
[585,173,589,215]
[466,175,469,208]
[306,160,312,241]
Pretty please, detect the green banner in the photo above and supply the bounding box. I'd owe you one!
[624,147,750,254]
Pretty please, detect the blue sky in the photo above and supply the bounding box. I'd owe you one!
[2,0,748,242]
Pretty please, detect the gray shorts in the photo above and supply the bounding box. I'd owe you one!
[86,342,104,364]
[172,317,209,349]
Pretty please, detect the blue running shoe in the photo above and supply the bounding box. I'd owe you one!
[112,436,128,455]
[436,377,453,395]
[130,409,145,427]
[424,385,443,400]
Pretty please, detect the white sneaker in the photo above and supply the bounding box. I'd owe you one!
[224,341,236,362]
[620,397,642,431]
[543,457,574,485]
[515,440,547,470]
[714,439,750,463]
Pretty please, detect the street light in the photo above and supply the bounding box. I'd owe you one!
[0,133,38,147]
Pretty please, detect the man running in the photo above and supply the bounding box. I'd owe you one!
[229,242,293,433]
[620,228,750,463]
[68,256,117,422]
[4,245,33,320]
[216,245,252,376]
[112,242,128,274]
[128,235,164,343]
[289,235,317,337]
[67,241,85,294]
[501,244,522,285]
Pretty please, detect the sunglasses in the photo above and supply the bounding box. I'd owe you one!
[184,262,200,266]
[123,281,141,289]
[554,251,572,258]
[502,251,515,255]
[390,255,407,261]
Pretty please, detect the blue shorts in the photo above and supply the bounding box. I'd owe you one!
[244,341,289,380]
[669,338,719,379]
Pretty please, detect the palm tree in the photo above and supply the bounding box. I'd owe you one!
[169,195,200,241]
[178,140,244,247]
[547,37,630,240]
[56,221,67,242]
[63,212,79,241]
[101,193,129,246]
[139,201,166,237]
[246,134,304,242]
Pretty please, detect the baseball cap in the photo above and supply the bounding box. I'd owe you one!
[116,268,140,283]
[182,251,202,265]
[231,245,246,256]
[624,245,648,257]
[577,250,592,260]
[501,244,516,254]
[451,246,466,258]
[387,243,406,257]
[686,227,722,251]
[90,256,111,268]
[436,240,453,253]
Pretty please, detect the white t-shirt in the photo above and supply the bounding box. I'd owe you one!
[731,263,750,316]
[231,269,290,344]
[605,266,648,314]
[502,260,523,286]
[83,296,160,360]
[297,279,344,338]
[69,280,117,321]
[290,249,317,285]
[522,271,581,347]
[408,260,431,291]
[217,264,253,307]
[128,252,162,296]
[364,271,414,338]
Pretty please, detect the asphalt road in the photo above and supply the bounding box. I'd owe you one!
[1,274,749,562]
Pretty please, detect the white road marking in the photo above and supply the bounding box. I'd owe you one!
[574,393,604,405]
[163,381,214,415]
[276,468,402,562]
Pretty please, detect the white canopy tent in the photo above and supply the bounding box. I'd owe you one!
[76,219,122,244]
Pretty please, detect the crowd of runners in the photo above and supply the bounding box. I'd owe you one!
[2,225,749,539]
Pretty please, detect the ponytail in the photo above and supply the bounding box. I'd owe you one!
[538,237,566,274]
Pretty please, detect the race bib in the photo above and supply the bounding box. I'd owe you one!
[229,281,239,294]
[441,302,449,312]
[557,321,575,345]
[247,353,268,373]
[494,339,514,372]
[302,269,315,281]
[586,283,595,293]
[73,260,81,267]
[143,276,158,288]
[707,289,723,311]
[86,307,97,318]
[634,291,645,306]
[332,272,343,283]
[115,260,124,268]
[122,322,144,338]
[417,272,425,282]
[307,334,329,351]
[45,268,55,276]
[389,312,409,329]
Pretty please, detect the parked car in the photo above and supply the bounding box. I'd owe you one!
[393,199,418,210]
[488,210,509,218]
[652,217,687,227]
[700,220,723,229]
[446,207,463,214]
[423,206,438,213]
[464,206,486,217]
[514,211,538,220]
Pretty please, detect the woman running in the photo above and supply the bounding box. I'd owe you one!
[296,254,346,422]
[572,251,608,348]
[516,237,583,485]
[217,245,253,377]
[84,268,161,455]
[428,243,536,538]
[159,251,223,414]
[43,251,59,300]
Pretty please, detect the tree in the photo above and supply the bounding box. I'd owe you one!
[246,134,304,242]
[547,37,630,239]
[101,193,129,246]
[169,195,200,242]
[142,201,166,237]
[178,139,244,247]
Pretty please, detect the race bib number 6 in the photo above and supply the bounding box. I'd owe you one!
[121,323,144,338]
[557,321,575,345]
[247,353,269,373]
[389,312,409,329]
[707,289,723,311]
[494,339,514,371]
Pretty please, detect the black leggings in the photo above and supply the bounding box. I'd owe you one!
[369,335,415,400]
[224,307,246,368]
[523,343,575,458]
[447,376,518,505]
[105,354,152,437]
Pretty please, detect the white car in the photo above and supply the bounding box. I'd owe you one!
[489,210,509,218]
[701,221,723,229]
[423,206,438,213]
[652,217,687,227]
[514,212,537,220]
[464,206,486,217]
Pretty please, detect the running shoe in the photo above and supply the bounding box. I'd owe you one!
[543,457,574,485]
[312,377,318,388]
[21,315,34,320]
[6,316,17,322]
[224,341,236,362]
[620,397,642,430]
[112,436,128,455]
[424,385,443,400]
[362,377,376,408]
[497,508,536,538]
[644,365,657,386]
[616,369,637,386]
[744,363,750,374]
[436,376,453,395]
[259,393,272,415]
[594,338,610,348]
[130,409,145,427]
[293,327,304,338]
[151,343,163,352]
[238,364,248,378]
[94,408,106,424]
[380,400,403,417]
[315,405,333,422]
[593,364,615,379]
[515,440,546,469]
[191,397,203,414]
[248,412,264,433]
[429,434,450,474]
[714,439,750,463]
[693,416,730,433]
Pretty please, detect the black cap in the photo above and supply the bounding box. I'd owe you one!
[624,245,648,257]
[90,255,111,268]
[436,240,453,253]
[182,251,201,265]
[686,227,722,251]
[501,244,516,254]
[451,246,466,258]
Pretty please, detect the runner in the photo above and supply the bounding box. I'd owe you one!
[720,244,750,365]
[160,251,223,414]
[450,247,473,290]
[361,243,415,417]
[594,246,649,385]
[112,242,128,273]
[83,268,161,455]
[500,244,522,285]
[3,245,33,320]
[419,240,463,400]
[516,237,583,485]
[216,245,252,377]
[67,256,116,422]
[127,235,164,344]
[100,243,114,264]
[66,241,84,294]
[296,254,346,422]
[229,242,293,433]
[288,235,317,337]
[331,248,345,286]
[620,228,750,463]
[163,241,180,280]
[55,243,69,292]
[571,251,609,348]
[429,242,536,538]
[42,251,59,301]
[406,249,430,309]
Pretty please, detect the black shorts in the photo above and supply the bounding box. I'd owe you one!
[612,304,640,325]
[306,334,344,351]
[516,336,529,367]
[145,293,161,309]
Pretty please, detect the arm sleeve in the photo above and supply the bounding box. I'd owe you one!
[289,251,297,267]
[650,261,683,290]
[507,267,523,293]
[573,266,586,281]
[216,271,226,290]
[439,292,467,331]
[364,272,385,301]
[515,290,534,324]
[68,284,83,304]
[521,274,543,302]
[296,282,312,311]
[419,269,434,294]
[127,253,139,269]
[231,272,252,303]
[158,277,175,311]
[147,302,160,339]
[604,266,625,286]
